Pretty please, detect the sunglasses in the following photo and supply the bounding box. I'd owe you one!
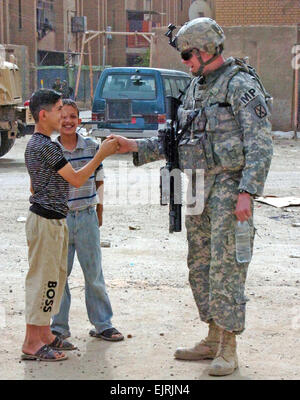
[181,48,195,61]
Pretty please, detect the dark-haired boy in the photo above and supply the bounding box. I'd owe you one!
[22,89,118,362]
[51,99,123,342]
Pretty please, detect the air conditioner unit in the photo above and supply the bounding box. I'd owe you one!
[71,16,87,33]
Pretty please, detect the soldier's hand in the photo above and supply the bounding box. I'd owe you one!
[99,138,119,157]
[107,135,138,153]
[234,192,252,221]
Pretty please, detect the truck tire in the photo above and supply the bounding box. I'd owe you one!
[0,131,16,157]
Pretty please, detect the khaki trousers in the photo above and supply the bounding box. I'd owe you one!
[25,211,68,325]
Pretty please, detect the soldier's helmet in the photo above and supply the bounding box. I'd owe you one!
[175,17,225,54]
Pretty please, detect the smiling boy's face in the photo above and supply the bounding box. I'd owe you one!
[60,105,81,137]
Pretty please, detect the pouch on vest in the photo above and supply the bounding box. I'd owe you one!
[205,103,244,170]
[178,132,215,172]
[212,131,245,170]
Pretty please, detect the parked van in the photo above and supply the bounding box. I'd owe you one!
[91,67,191,139]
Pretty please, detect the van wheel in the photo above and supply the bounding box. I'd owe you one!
[0,131,16,157]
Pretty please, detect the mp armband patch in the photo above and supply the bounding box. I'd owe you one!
[240,88,257,106]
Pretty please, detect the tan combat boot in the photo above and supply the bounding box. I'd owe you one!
[174,320,219,360]
[208,329,238,376]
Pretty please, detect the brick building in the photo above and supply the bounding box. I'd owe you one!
[0,0,299,95]
[0,0,81,92]
[215,0,300,26]
[185,0,300,26]
[81,0,192,67]
[0,0,192,92]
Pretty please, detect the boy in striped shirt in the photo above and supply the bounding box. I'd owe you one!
[22,90,118,362]
[51,99,123,342]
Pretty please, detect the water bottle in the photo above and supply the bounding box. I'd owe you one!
[235,221,252,263]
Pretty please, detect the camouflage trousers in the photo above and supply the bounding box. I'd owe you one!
[185,177,255,334]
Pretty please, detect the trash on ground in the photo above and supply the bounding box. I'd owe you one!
[100,240,111,248]
[129,225,141,230]
[292,223,300,227]
[268,215,293,220]
[255,196,300,208]
[289,255,300,259]
[17,217,27,223]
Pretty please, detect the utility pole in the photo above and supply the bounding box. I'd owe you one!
[0,1,4,43]
[5,0,10,44]
[98,0,101,66]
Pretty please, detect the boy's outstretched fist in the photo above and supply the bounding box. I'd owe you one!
[107,135,138,153]
[100,138,120,158]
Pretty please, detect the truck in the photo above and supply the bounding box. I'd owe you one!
[0,49,34,158]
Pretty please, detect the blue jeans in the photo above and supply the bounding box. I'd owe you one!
[51,207,113,337]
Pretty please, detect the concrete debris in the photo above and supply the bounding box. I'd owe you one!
[129,225,141,230]
[255,196,300,208]
[17,217,27,223]
[100,240,111,248]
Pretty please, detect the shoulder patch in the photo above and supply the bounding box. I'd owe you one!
[254,103,267,119]
[244,94,269,121]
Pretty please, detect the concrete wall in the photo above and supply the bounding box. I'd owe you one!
[223,25,298,131]
[151,25,298,131]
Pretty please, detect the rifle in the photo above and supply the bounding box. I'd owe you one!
[159,85,199,233]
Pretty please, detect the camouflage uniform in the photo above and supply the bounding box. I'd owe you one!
[52,80,62,93]
[133,56,273,333]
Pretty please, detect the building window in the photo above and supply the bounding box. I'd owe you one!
[37,0,55,40]
[144,0,152,11]
[18,0,22,29]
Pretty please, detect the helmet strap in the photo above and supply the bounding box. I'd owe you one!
[194,50,220,77]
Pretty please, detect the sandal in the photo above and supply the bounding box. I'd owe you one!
[89,327,124,342]
[21,344,68,362]
[49,336,77,351]
[51,330,71,340]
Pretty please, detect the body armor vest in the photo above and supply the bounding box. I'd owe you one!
[177,58,271,174]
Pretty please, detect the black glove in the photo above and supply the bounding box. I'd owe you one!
[158,128,169,155]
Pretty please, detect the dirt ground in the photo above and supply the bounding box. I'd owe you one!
[0,134,299,381]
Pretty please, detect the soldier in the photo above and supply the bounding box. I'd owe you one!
[111,18,273,376]
[52,77,62,93]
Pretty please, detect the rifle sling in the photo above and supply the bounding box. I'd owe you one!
[176,109,201,145]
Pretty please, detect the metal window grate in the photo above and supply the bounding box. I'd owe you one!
[105,99,132,123]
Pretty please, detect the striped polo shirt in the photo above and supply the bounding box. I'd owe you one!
[25,132,69,218]
[55,133,104,211]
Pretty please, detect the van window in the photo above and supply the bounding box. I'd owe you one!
[163,76,190,97]
[176,78,189,92]
[164,78,172,97]
[101,74,156,100]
